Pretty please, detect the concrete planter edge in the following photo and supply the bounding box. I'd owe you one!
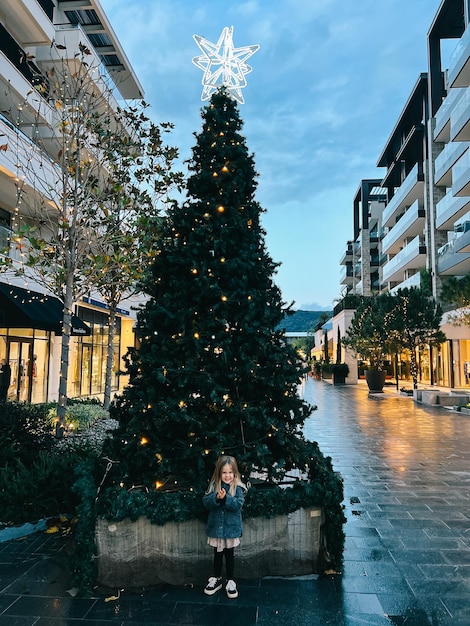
[95,506,325,588]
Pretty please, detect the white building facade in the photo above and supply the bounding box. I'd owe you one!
[335,0,470,388]
[0,0,144,403]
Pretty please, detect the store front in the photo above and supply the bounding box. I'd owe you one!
[70,306,122,399]
[0,283,90,403]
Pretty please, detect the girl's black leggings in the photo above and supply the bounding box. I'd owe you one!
[213,547,235,579]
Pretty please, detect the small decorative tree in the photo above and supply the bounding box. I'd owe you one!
[343,289,446,390]
[342,293,396,371]
[392,287,446,389]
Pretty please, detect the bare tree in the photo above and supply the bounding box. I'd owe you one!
[83,104,183,409]
[1,40,182,427]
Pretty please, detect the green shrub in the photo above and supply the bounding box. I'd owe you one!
[0,402,56,465]
[0,451,81,524]
[47,403,108,433]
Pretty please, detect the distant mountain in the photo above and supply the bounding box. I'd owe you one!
[277,310,332,333]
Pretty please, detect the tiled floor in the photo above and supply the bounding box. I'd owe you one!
[0,379,469,625]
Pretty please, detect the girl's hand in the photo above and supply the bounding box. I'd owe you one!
[216,488,226,500]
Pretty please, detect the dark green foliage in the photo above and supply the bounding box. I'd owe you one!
[441,274,470,325]
[0,451,80,523]
[94,440,345,569]
[71,459,98,595]
[343,288,445,388]
[393,287,446,389]
[331,363,349,377]
[278,310,331,333]
[104,89,314,487]
[98,89,345,574]
[342,293,397,370]
[0,401,56,465]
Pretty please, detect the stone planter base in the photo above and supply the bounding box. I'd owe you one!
[95,507,324,588]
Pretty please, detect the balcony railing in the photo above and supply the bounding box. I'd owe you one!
[434,87,466,142]
[382,235,426,283]
[436,188,470,230]
[0,112,59,196]
[0,23,50,98]
[452,147,470,191]
[381,199,425,255]
[390,272,421,294]
[382,163,424,228]
[450,85,470,141]
[448,25,470,88]
[435,140,469,185]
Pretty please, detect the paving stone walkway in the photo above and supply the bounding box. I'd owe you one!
[0,379,469,625]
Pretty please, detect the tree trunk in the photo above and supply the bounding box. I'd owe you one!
[56,275,74,437]
[104,305,117,411]
[410,347,419,390]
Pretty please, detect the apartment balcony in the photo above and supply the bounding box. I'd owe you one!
[1,0,55,46]
[0,113,59,211]
[382,235,426,283]
[390,272,421,294]
[0,30,52,129]
[434,87,466,143]
[435,140,470,186]
[452,148,470,196]
[382,163,425,228]
[339,264,354,285]
[436,189,470,230]
[450,86,470,141]
[381,200,425,255]
[447,24,470,89]
[339,248,352,266]
[453,222,470,253]
[437,235,470,275]
[35,26,122,117]
[339,241,359,265]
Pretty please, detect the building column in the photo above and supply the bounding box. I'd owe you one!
[426,118,446,299]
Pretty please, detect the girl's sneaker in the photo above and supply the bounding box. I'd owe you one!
[204,576,222,595]
[225,579,238,598]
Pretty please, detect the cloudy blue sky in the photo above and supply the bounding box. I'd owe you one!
[100,0,446,310]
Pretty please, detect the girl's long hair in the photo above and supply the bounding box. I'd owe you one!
[206,455,246,497]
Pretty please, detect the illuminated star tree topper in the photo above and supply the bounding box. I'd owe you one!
[192,26,260,104]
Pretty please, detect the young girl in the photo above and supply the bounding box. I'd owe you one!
[202,455,246,598]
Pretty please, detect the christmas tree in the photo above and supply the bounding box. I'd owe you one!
[106,89,315,490]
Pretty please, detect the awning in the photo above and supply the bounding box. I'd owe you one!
[0,283,91,336]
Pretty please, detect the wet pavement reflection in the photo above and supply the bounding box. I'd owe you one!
[0,379,469,625]
[302,379,470,626]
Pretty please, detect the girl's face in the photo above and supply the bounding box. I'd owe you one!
[221,463,234,485]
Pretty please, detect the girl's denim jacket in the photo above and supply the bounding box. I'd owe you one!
[203,483,245,539]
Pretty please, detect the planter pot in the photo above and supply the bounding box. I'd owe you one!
[332,374,346,385]
[365,369,386,392]
[95,506,324,588]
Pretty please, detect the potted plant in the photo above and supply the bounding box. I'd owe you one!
[331,363,349,385]
[312,360,322,379]
[321,360,333,379]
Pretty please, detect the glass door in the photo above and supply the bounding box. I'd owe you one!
[8,339,33,402]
